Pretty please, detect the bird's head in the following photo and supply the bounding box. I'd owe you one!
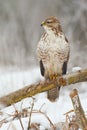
[41,16,62,34]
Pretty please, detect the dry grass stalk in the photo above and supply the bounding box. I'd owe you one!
[27,97,35,130]
[64,109,79,130]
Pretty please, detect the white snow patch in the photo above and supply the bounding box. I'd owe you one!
[72,66,82,72]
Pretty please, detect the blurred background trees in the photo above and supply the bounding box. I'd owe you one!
[0,0,87,69]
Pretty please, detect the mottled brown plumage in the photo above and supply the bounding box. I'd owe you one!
[37,16,70,101]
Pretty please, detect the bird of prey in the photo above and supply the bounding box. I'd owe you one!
[37,16,70,101]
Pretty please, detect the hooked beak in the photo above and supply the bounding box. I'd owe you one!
[41,21,45,26]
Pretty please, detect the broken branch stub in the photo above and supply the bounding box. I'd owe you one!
[70,89,87,130]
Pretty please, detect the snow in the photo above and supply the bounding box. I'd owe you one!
[0,66,86,130]
[0,67,44,97]
[72,66,82,72]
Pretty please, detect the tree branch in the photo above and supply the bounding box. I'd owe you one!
[0,68,87,107]
[70,89,87,129]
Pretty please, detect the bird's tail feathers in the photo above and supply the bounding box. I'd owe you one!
[47,85,60,102]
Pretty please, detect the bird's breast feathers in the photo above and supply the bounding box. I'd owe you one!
[37,32,70,76]
[37,33,70,62]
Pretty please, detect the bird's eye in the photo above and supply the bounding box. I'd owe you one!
[46,21,50,23]
[46,20,52,24]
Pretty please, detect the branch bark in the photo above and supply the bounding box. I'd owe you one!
[70,89,87,130]
[0,68,87,107]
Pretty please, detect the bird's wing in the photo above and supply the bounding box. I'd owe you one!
[40,60,45,76]
[62,61,67,74]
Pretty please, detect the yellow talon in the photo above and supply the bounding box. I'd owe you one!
[50,74,58,80]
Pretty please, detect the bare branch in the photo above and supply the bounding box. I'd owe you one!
[70,89,87,130]
[0,68,87,107]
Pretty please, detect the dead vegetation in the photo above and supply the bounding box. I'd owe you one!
[0,89,87,130]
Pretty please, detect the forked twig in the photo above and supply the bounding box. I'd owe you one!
[12,104,24,130]
[32,110,56,130]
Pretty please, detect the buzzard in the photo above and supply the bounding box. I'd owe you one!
[37,16,70,101]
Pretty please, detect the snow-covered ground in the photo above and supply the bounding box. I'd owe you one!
[0,66,86,130]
